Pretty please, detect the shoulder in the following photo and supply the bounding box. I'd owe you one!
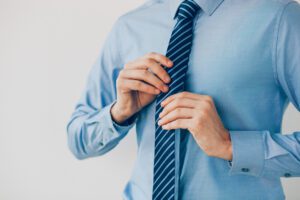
[121,0,162,17]
[264,0,297,7]
[251,0,300,26]
[116,0,166,26]
[245,0,299,14]
[106,1,162,39]
[266,0,300,12]
[270,0,300,26]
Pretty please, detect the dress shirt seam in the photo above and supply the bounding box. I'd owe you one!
[273,1,295,88]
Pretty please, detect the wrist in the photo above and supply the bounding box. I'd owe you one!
[223,130,233,161]
[110,102,134,124]
[226,140,233,161]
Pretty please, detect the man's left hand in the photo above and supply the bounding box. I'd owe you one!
[158,91,232,161]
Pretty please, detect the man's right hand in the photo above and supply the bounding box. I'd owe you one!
[110,52,173,124]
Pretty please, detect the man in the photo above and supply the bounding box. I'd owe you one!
[66,0,300,199]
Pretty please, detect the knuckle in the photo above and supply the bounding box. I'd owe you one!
[145,59,153,66]
[124,62,131,69]
[162,108,168,114]
[205,95,213,101]
[204,96,213,104]
[193,117,199,125]
[136,81,142,88]
[141,69,148,76]
[181,91,188,97]
[174,99,181,106]
[116,78,123,88]
[203,103,211,111]
[159,82,165,88]
[198,110,206,120]
[147,52,155,57]
[176,108,182,115]
[164,57,169,63]
[196,118,203,127]
[202,108,209,116]
[160,70,168,78]
[158,55,165,62]
[119,69,125,77]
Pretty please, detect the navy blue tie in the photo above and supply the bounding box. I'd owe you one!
[152,0,200,199]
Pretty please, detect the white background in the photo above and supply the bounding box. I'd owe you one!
[0,0,299,199]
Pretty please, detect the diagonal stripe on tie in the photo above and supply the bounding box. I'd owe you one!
[152,0,201,200]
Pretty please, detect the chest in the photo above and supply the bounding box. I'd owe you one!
[121,9,278,103]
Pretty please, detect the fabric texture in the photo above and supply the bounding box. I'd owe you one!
[153,1,200,199]
[67,0,300,199]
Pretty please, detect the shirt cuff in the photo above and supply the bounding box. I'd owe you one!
[228,130,265,177]
[105,100,138,136]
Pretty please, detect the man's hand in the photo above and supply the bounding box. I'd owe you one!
[158,91,232,161]
[111,52,173,124]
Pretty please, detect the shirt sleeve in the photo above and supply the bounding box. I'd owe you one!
[66,18,138,160]
[228,1,300,178]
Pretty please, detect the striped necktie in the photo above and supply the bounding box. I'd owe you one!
[152,0,200,199]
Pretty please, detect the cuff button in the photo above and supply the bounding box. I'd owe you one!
[284,173,291,177]
[241,168,250,173]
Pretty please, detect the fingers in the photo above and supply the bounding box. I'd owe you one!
[125,53,173,84]
[158,107,193,126]
[120,69,169,93]
[121,79,160,95]
[119,52,174,95]
[159,97,196,118]
[158,92,216,129]
[161,118,191,130]
[161,91,213,107]
[144,52,173,68]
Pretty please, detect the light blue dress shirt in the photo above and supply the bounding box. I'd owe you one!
[66,0,300,199]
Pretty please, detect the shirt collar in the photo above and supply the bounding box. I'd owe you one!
[169,0,224,19]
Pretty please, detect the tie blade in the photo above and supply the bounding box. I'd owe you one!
[152,0,200,199]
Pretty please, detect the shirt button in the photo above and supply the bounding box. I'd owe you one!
[284,173,291,177]
[241,168,250,172]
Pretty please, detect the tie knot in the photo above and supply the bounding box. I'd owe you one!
[177,0,200,19]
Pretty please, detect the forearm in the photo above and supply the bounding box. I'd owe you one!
[67,101,137,160]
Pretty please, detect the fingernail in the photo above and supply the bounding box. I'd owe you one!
[168,60,173,66]
[158,120,161,125]
[163,86,169,92]
[165,76,171,83]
